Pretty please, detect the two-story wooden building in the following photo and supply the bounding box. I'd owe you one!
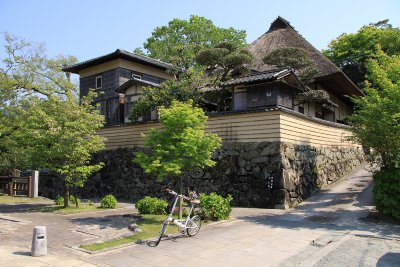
[63,49,174,125]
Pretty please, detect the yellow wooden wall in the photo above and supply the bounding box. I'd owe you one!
[98,110,358,150]
[279,112,357,147]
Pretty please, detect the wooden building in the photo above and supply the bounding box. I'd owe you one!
[62,17,365,208]
[60,17,366,152]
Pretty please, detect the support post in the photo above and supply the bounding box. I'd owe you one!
[31,170,39,198]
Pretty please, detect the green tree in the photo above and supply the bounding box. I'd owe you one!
[348,48,400,169]
[134,100,221,217]
[128,72,203,121]
[129,17,249,120]
[0,34,105,207]
[263,47,319,84]
[196,41,253,111]
[323,20,400,87]
[142,15,247,76]
[348,48,400,219]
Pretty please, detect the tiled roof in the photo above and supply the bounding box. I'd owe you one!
[116,78,161,93]
[222,69,290,86]
[63,49,174,73]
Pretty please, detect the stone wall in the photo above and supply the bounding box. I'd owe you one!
[75,142,363,208]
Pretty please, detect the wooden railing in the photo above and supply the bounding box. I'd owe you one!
[0,176,32,197]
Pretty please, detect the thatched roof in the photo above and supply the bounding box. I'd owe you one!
[247,17,340,77]
[246,17,363,96]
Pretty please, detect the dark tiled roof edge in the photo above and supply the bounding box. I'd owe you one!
[116,78,161,93]
[222,68,291,86]
[63,49,174,73]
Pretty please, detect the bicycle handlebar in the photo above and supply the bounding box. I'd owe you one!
[165,188,197,201]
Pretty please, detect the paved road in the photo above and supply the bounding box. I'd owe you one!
[1,164,400,266]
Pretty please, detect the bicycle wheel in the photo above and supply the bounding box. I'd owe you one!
[155,220,169,246]
[186,215,201,237]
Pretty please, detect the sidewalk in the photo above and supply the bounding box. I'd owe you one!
[1,164,399,267]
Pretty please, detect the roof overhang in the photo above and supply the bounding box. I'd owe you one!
[222,68,305,90]
[315,72,364,98]
[62,49,175,74]
[116,78,161,93]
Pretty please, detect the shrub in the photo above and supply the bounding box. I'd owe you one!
[199,192,233,221]
[70,195,81,205]
[100,194,118,209]
[373,169,400,220]
[136,196,167,215]
[54,195,64,206]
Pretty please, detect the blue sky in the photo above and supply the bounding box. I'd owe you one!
[1,0,399,62]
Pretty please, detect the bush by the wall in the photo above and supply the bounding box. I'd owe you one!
[136,196,167,215]
[373,169,400,220]
[70,195,81,206]
[54,195,64,206]
[199,192,233,221]
[100,194,118,209]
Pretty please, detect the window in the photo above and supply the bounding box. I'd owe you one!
[95,76,102,89]
[298,105,304,114]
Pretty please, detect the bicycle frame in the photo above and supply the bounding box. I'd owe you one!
[166,193,197,230]
[152,189,201,246]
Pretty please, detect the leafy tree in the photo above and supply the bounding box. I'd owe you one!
[129,17,249,120]
[348,47,400,169]
[263,47,330,105]
[128,73,203,121]
[196,41,253,111]
[134,100,221,217]
[323,20,400,87]
[142,15,247,76]
[0,34,105,207]
[263,47,318,84]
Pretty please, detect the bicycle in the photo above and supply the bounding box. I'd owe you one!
[152,188,201,247]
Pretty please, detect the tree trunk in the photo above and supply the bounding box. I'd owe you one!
[64,182,69,208]
[73,185,79,208]
[179,176,183,219]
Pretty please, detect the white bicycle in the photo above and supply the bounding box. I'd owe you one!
[153,188,201,246]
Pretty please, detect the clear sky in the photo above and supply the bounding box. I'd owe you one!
[0,0,399,62]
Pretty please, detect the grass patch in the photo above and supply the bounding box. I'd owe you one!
[0,194,51,204]
[39,203,103,214]
[79,214,179,251]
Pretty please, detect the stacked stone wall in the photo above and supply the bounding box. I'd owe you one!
[70,142,363,208]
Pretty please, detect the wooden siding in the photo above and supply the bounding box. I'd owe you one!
[98,110,359,150]
[279,112,358,147]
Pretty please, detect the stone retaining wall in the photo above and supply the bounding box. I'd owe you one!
[75,142,363,208]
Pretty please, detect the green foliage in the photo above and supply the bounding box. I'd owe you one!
[0,34,106,207]
[128,77,203,121]
[263,47,319,83]
[54,195,64,206]
[134,100,221,180]
[142,15,247,73]
[373,169,400,220]
[197,41,252,82]
[69,195,81,206]
[323,20,400,87]
[100,194,118,209]
[296,90,330,105]
[196,41,253,111]
[199,192,233,221]
[348,48,400,169]
[136,196,167,215]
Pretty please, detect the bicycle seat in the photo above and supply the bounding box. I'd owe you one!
[190,199,201,205]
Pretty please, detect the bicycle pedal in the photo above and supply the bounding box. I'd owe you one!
[180,230,186,234]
